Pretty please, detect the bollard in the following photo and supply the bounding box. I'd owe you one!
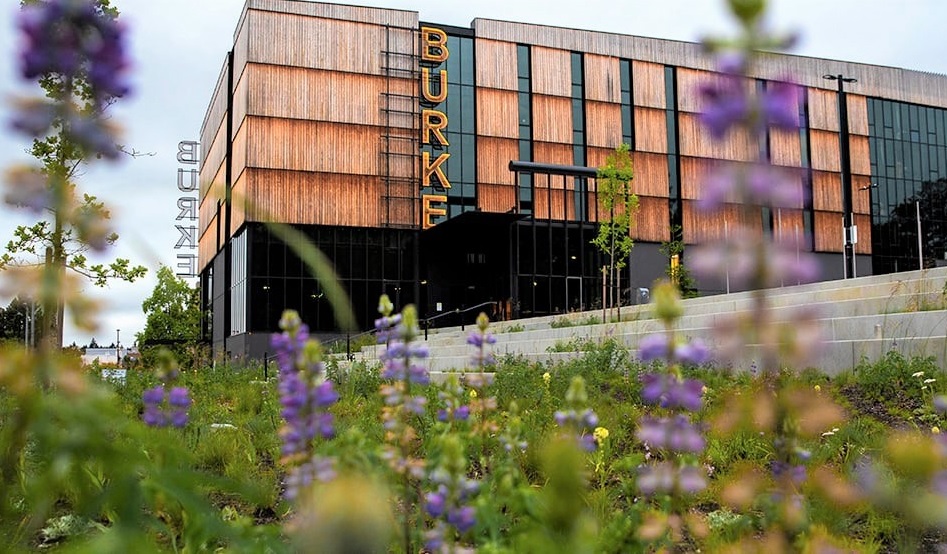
[263,351,268,380]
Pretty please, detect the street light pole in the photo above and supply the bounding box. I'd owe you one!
[116,329,121,367]
[824,73,858,279]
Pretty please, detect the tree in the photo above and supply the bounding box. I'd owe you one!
[0,297,42,347]
[2,0,146,350]
[138,266,203,368]
[592,144,638,321]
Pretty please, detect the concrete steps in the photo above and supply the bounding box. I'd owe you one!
[337,267,947,377]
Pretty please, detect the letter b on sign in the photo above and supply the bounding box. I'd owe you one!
[177,141,200,164]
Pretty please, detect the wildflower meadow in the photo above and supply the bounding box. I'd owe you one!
[3,0,947,552]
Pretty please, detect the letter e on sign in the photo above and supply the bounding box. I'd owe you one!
[422,194,447,229]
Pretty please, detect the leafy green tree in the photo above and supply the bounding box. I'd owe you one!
[1,0,146,351]
[138,266,203,369]
[0,297,42,346]
[592,144,638,321]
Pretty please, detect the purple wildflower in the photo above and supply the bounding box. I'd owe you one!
[446,506,476,533]
[17,0,131,103]
[636,415,706,453]
[141,384,190,428]
[272,309,338,500]
[761,81,800,130]
[699,75,748,139]
[638,333,670,362]
[640,373,704,411]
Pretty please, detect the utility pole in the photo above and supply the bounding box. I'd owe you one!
[824,73,858,279]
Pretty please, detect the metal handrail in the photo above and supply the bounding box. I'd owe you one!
[420,300,498,340]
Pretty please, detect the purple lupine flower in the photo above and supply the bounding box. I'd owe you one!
[637,462,675,496]
[698,75,748,139]
[638,333,670,362]
[636,415,706,453]
[640,374,704,411]
[425,488,447,518]
[168,387,190,408]
[446,506,476,533]
[674,339,712,366]
[312,380,338,407]
[17,0,131,103]
[761,81,800,130]
[141,384,191,428]
[677,465,708,494]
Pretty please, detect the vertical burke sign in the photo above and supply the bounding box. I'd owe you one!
[174,140,199,278]
[419,26,449,229]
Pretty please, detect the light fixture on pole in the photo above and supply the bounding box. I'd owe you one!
[823,73,858,279]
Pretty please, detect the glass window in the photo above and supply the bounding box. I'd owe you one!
[516,45,530,78]
[460,38,474,85]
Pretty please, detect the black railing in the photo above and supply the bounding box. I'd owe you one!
[420,300,498,340]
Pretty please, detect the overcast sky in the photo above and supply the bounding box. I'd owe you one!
[1,0,946,347]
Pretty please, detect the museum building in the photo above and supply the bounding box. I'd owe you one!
[197,0,947,358]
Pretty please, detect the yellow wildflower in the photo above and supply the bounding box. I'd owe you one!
[469,389,478,399]
[542,372,551,385]
[814,384,821,392]
[593,427,609,443]
[934,426,941,435]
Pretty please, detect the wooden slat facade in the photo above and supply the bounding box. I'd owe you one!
[679,112,756,162]
[630,196,669,242]
[632,152,670,198]
[584,54,621,103]
[533,141,573,166]
[476,88,518,138]
[475,39,518,91]
[231,173,247,236]
[812,170,844,212]
[530,46,571,97]
[198,218,217,273]
[245,117,381,175]
[477,137,518,184]
[634,107,668,154]
[683,202,763,245]
[247,168,385,227]
[854,214,872,254]
[478,184,516,213]
[245,11,384,75]
[680,156,716,201]
[633,61,665,109]
[675,67,708,114]
[585,100,622,148]
[770,128,802,168]
[813,210,843,252]
[532,95,573,143]
[245,64,410,126]
[809,130,842,172]
[848,94,870,136]
[850,134,871,175]
[808,88,839,132]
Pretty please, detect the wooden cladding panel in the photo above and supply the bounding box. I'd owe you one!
[531,46,571,97]
[246,11,384,75]
[634,152,670,198]
[808,88,839,132]
[630,196,669,242]
[247,64,408,126]
[679,112,756,162]
[813,211,843,252]
[853,175,872,215]
[246,117,379,175]
[475,39,517,91]
[676,67,709,114]
[231,120,248,186]
[232,71,249,139]
[848,94,869,136]
[477,137,518,185]
[810,130,841,172]
[532,95,573,143]
[770,128,802,167]
[633,61,666,109]
[812,170,843,212]
[533,141,573,166]
[201,121,228,199]
[198,219,217,274]
[680,156,717,201]
[850,134,871,175]
[773,208,805,242]
[585,101,622,149]
[584,54,620,103]
[246,168,387,227]
[635,107,668,154]
[230,173,247,237]
[201,62,229,164]
[532,173,570,221]
[199,195,217,238]
[854,213,872,255]
[478,184,516,213]
[476,88,518,138]
[683,201,763,245]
